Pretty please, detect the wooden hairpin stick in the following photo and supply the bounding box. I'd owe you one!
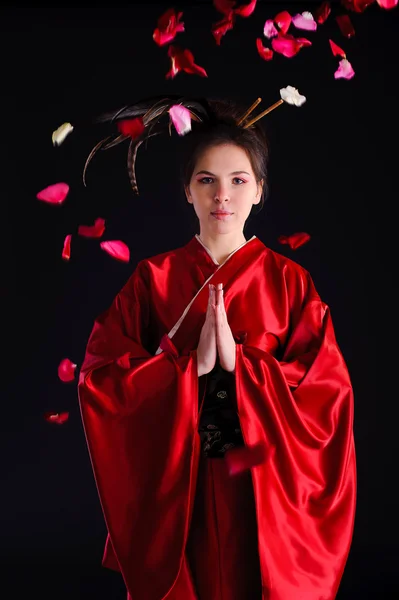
[242,99,284,128]
[236,97,262,126]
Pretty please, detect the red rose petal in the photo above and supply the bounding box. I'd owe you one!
[342,0,375,11]
[58,358,77,382]
[329,38,346,57]
[117,118,145,140]
[78,217,106,238]
[45,412,70,425]
[314,1,331,24]
[62,234,72,261]
[213,0,236,15]
[225,442,267,475]
[296,37,312,48]
[274,10,292,34]
[256,38,273,60]
[271,33,302,58]
[234,0,257,18]
[278,232,311,250]
[36,182,69,205]
[153,8,185,46]
[336,14,356,37]
[166,46,208,79]
[100,240,130,262]
[212,13,235,45]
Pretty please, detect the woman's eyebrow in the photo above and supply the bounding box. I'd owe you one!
[195,170,250,176]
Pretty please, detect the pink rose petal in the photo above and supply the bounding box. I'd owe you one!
[263,19,278,38]
[225,442,268,475]
[169,105,192,136]
[36,183,69,205]
[334,58,355,80]
[100,240,130,262]
[256,38,273,60]
[292,12,318,31]
[58,358,77,382]
[329,38,346,58]
[45,412,70,425]
[78,217,106,238]
[278,232,311,250]
[376,0,398,7]
[271,33,310,58]
[62,234,72,261]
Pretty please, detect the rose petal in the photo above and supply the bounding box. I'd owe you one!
[263,19,278,38]
[62,234,72,261]
[169,105,192,136]
[280,85,306,106]
[212,13,235,45]
[100,240,130,262]
[296,37,312,48]
[342,0,375,11]
[117,118,145,139]
[329,38,346,57]
[45,412,70,425]
[292,12,318,31]
[78,217,106,238]
[36,182,69,205]
[166,46,208,79]
[256,38,273,60]
[153,8,185,46]
[58,358,77,382]
[334,58,355,79]
[225,442,267,475]
[376,0,398,7]
[278,232,311,249]
[314,1,331,24]
[234,0,257,18]
[213,0,236,15]
[336,14,356,38]
[271,33,307,58]
[52,122,73,147]
[274,10,291,34]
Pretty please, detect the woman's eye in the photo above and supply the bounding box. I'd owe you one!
[199,177,213,184]
[233,178,245,185]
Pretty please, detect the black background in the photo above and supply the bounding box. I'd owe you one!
[1,1,397,598]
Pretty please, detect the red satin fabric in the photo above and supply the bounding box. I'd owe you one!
[78,235,356,600]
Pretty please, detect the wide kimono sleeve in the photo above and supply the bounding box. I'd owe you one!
[77,260,200,600]
[234,269,356,600]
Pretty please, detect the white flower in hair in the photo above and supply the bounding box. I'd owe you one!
[279,86,307,107]
[52,122,74,146]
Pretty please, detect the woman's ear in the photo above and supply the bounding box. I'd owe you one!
[254,179,264,205]
[185,185,193,204]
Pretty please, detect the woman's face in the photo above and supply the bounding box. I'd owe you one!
[185,143,263,238]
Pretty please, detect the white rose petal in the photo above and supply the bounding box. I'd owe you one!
[52,122,74,146]
[279,86,307,107]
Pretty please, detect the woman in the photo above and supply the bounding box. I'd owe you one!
[78,96,356,600]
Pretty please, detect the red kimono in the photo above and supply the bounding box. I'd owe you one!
[78,234,356,600]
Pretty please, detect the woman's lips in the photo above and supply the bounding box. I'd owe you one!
[211,212,233,220]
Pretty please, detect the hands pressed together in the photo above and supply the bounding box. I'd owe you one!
[197,283,236,377]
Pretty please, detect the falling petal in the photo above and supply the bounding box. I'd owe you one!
[117,118,145,140]
[116,353,131,369]
[166,46,208,79]
[278,232,311,249]
[62,234,72,261]
[271,33,308,58]
[44,412,70,425]
[292,12,318,31]
[36,182,69,205]
[169,105,192,136]
[78,217,106,238]
[334,58,355,79]
[52,122,73,146]
[153,8,185,46]
[274,10,292,34]
[329,38,346,57]
[225,443,267,475]
[234,0,257,18]
[263,19,278,38]
[212,13,235,45]
[213,0,236,15]
[100,240,130,262]
[336,14,356,37]
[342,0,375,11]
[256,38,273,60]
[279,85,306,106]
[376,0,398,7]
[58,358,77,382]
[296,37,312,48]
[314,1,331,24]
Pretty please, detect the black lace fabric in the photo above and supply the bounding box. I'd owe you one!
[198,362,244,459]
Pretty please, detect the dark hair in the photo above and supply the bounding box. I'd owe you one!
[84,95,270,215]
[179,98,270,215]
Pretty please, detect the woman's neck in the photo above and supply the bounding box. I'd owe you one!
[197,232,248,265]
